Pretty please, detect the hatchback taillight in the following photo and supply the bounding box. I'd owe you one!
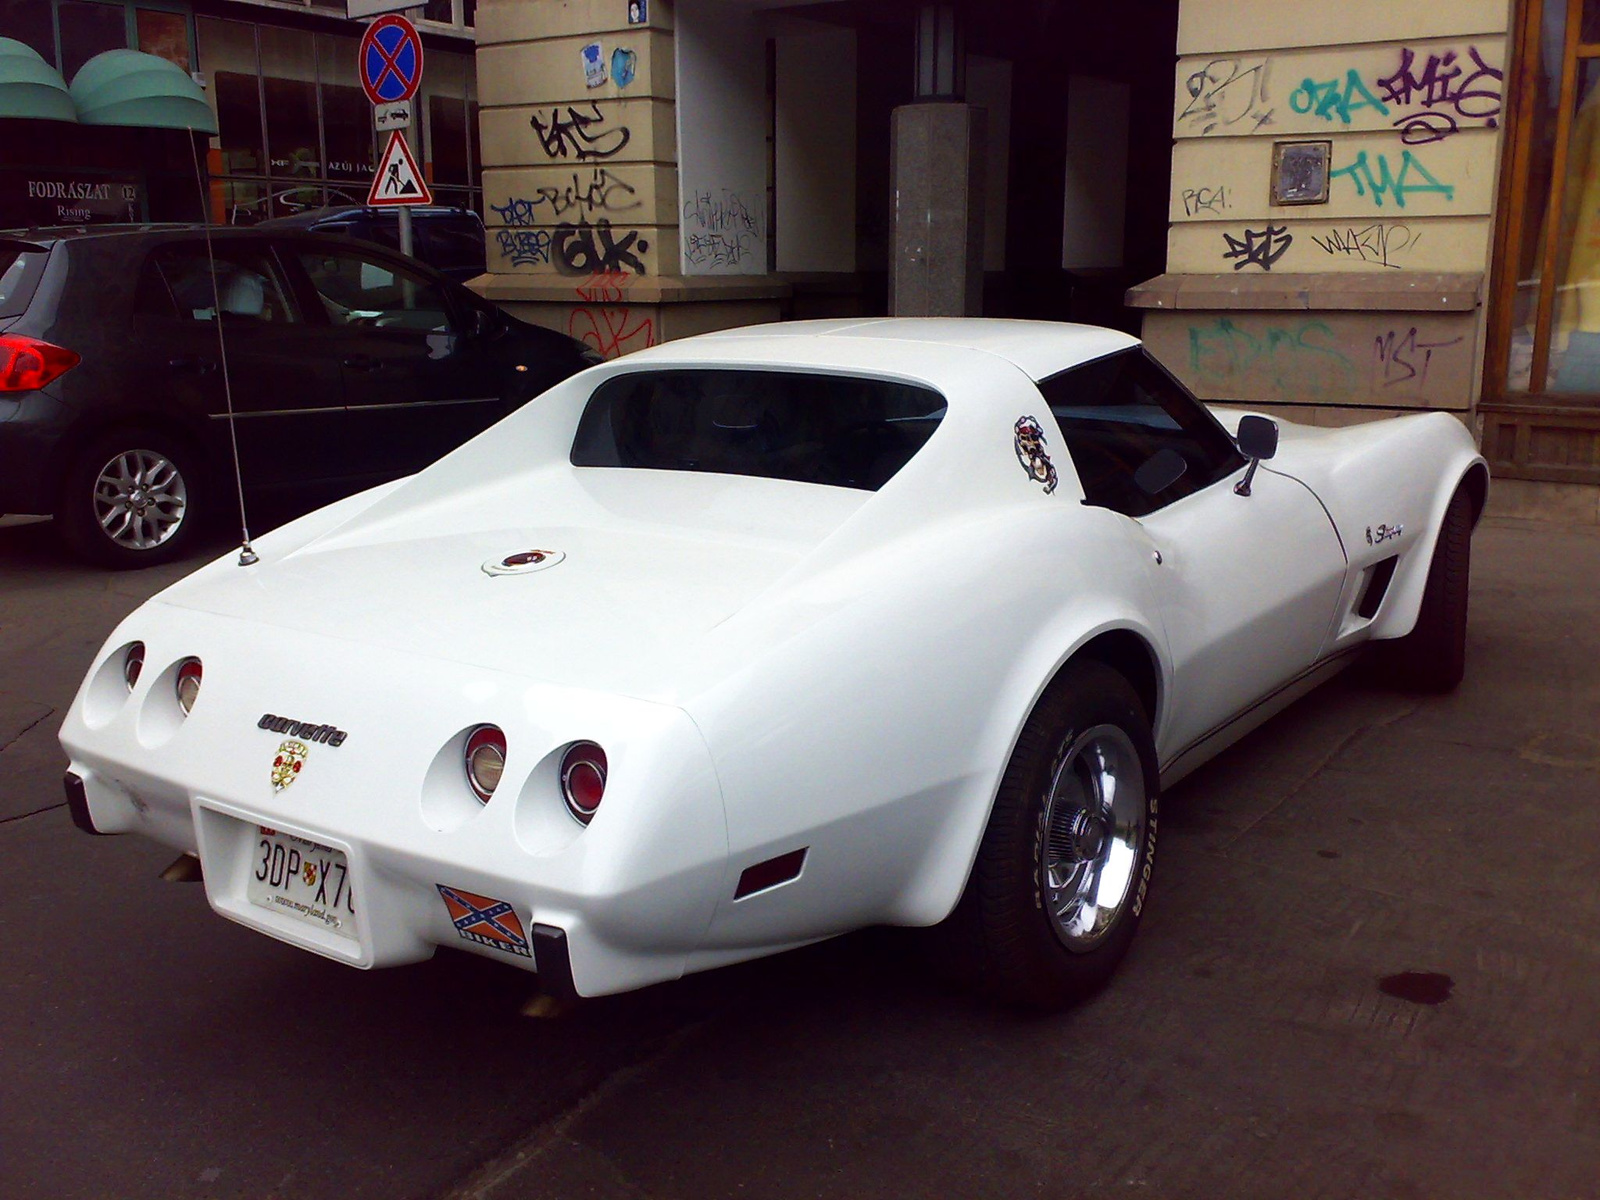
[0,335,79,392]
[561,742,607,825]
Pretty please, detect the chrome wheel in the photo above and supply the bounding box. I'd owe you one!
[92,449,188,551]
[1041,724,1146,953]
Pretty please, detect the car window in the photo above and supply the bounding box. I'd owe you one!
[1038,349,1245,517]
[294,248,452,333]
[141,244,298,325]
[571,369,948,491]
[0,245,48,319]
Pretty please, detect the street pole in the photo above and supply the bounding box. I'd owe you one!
[398,203,413,258]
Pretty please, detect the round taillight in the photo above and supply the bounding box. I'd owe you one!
[175,659,202,714]
[464,725,506,804]
[561,742,607,825]
[123,643,145,691]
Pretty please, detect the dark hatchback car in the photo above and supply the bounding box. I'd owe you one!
[256,206,488,283]
[0,225,596,567]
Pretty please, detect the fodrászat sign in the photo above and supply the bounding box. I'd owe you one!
[0,172,140,225]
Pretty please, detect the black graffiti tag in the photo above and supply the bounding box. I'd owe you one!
[530,103,632,161]
[1222,225,1293,271]
[553,219,648,275]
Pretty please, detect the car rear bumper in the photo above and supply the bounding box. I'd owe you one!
[0,390,70,513]
[58,608,730,999]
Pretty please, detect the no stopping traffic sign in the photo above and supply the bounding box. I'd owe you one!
[359,15,423,105]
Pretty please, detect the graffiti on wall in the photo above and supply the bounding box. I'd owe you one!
[491,170,641,225]
[1329,149,1454,208]
[1176,41,1502,142]
[494,228,552,267]
[1308,223,1420,269]
[1177,58,1274,135]
[1222,224,1293,271]
[1172,314,1470,402]
[681,188,761,270]
[553,218,649,275]
[530,102,632,161]
[1374,327,1464,389]
[1182,185,1231,217]
[567,271,655,358]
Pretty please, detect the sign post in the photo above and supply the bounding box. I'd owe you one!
[357,14,425,255]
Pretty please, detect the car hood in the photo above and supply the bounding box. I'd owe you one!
[154,467,872,706]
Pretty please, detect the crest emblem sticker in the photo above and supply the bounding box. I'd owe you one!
[1014,415,1059,495]
[271,740,308,793]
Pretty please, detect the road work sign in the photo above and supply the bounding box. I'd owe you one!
[367,129,432,207]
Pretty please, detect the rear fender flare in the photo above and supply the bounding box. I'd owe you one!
[890,609,1169,928]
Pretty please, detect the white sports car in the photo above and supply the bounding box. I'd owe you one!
[59,319,1486,1008]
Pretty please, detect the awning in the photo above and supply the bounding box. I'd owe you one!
[0,37,78,123]
[69,49,217,134]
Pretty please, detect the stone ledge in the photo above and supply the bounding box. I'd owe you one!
[1126,272,1483,312]
[469,273,792,304]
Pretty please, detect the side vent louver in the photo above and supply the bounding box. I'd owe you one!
[1356,555,1400,620]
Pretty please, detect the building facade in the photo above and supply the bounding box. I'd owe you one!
[466,0,1599,511]
[1,0,483,225]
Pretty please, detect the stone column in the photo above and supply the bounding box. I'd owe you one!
[471,0,786,356]
[889,102,986,317]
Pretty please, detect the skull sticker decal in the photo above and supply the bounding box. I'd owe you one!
[1014,415,1059,495]
[271,739,308,793]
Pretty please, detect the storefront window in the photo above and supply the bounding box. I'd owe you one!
[199,19,264,181]
[1496,0,1600,397]
[318,32,375,185]
[0,0,57,62]
[58,0,127,81]
[191,12,480,222]
[260,25,320,213]
[135,8,190,69]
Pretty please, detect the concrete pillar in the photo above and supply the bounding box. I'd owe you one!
[475,0,680,280]
[889,102,986,317]
[470,0,786,355]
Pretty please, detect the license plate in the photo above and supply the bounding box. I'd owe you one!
[245,826,357,940]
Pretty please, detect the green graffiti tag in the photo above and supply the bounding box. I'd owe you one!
[1288,70,1391,125]
[1187,318,1358,401]
[1329,150,1455,208]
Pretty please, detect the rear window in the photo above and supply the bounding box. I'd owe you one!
[571,369,947,491]
[0,245,49,320]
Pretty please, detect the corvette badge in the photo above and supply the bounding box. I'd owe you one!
[271,740,308,793]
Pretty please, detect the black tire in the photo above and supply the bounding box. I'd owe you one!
[1378,486,1472,693]
[943,660,1160,1009]
[57,430,204,569]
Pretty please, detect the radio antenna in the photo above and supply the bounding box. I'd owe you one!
[187,129,258,566]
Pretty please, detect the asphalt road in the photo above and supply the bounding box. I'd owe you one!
[3,510,1598,1200]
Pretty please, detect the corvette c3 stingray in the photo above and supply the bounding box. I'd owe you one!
[59,319,1486,1008]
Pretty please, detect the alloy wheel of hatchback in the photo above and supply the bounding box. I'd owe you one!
[59,429,204,568]
[92,448,189,551]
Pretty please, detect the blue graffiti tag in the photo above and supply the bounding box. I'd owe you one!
[495,228,552,266]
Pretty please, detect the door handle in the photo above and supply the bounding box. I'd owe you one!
[342,355,379,371]
[168,355,215,374]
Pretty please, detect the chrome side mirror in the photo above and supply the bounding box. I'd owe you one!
[1233,414,1279,497]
